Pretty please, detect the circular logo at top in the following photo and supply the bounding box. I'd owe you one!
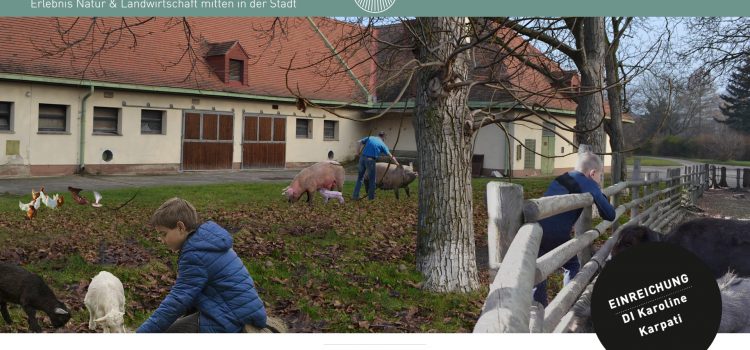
[591,242,721,350]
[354,0,396,13]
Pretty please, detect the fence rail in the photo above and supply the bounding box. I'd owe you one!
[475,157,711,333]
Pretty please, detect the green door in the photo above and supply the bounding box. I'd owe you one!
[541,135,555,175]
[524,139,536,170]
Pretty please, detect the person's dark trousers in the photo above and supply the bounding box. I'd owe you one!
[352,156,377,200]
[532,242,581,307]
[165,312,200,333]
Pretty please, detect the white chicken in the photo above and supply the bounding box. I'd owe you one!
[92,191,103,208]
[18,198,41,212]
[19,197,41,220]
[39,191,62,209]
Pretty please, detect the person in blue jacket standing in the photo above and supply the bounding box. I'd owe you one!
[533,152,616,307]
[137,197,267,333]
[352,131,399,201]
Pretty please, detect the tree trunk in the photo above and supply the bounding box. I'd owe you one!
[605,39,627,184]
[574,18,608,157]
[414,17,480,293]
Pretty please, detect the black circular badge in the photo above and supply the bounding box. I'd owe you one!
[591,242,721,350]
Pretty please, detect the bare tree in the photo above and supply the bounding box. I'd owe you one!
[684,17,750,75]
[603,17,632,184]
[499,17,609,156]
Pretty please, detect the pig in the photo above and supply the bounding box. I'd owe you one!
[664,218,750,278]
[611,225,662,258]
[318,189,345,204]
[84,271,126,333]
[568,272,750,333]
[717,271,750,333]
[363,162,418,199]
[566,281,595,333]
[612,219,750,278]
[283,160,345,204]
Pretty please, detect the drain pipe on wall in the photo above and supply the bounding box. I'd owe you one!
[79,84,94,174]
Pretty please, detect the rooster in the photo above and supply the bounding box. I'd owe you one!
[68,186,89,205]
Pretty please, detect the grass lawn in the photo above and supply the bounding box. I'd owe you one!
[685,158,750,167]
[626,156,683,167]
[628,156,750,168]
[0,174,621,333]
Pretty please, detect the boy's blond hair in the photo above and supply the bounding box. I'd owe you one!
[575,151,604,174]
[150,197,200,231]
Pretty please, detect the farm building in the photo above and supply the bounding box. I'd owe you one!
[0,17,626,177]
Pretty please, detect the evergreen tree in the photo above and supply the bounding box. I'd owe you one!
[720,58,750,133]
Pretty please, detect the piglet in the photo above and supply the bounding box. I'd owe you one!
[318,189,345,204]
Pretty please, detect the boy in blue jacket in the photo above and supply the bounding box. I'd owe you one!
[533,152,616,307]
[137,197,267,333]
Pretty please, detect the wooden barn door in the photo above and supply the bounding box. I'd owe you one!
[181,111,234,170]
[242,114,286,168]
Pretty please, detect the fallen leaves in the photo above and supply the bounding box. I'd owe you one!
[0,185,494,333]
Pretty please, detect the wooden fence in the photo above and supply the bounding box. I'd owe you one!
[474,158,710,333]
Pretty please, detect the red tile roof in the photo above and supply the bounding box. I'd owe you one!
[0,17,371,103]
[0,17,628,120]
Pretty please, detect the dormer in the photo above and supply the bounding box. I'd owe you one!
[205,40,250,86]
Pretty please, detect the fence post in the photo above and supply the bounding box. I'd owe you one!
[487,182,524,270]
[744,169,750,188]
[737,168,742,190]
[696,165,702,198]
[704,164,710,192]
[641,173,651,224]
[575,144,594,264]
[690,165,698,205]
[719,167,729,187]
[710,165,717,189]
[630,158,641,219]
[667,168,679,204]
[693,164,701,187]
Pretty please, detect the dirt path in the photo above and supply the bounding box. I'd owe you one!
[694,188,750,220]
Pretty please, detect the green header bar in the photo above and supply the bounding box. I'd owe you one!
[3,0,750,16]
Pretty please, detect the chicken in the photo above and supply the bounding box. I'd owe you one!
[39,191,63,209]
[31,187,42,201]
[68,186,89,205]
[19,198,41,220]
[92,192,103,208]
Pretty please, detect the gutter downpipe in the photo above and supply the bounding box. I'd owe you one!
[79,84,94,174]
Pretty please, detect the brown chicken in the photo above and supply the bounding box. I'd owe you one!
[19,198,40,220]
[68,186,89,205]
[31,188,41,201]
[26,203,37,220]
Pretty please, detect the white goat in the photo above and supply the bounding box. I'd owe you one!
[84,271,126,333]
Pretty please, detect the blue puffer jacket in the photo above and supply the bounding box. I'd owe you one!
[539,171,617,252]
[137,221,267,333]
